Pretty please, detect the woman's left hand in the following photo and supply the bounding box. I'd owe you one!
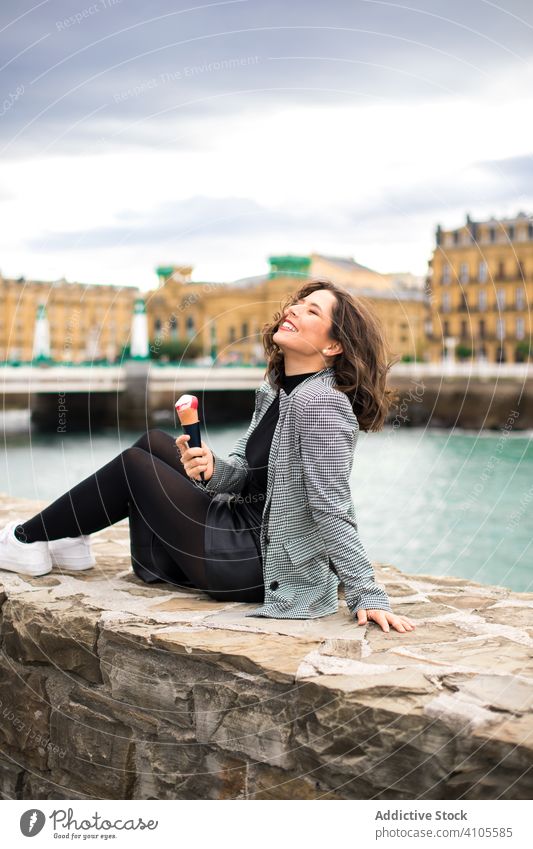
[356,609,416,632]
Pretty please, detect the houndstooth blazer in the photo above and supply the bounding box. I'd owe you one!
[191,366,391,620]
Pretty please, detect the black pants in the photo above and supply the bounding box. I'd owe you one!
[16,429,264,600]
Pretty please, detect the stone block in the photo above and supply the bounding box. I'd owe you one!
[1,591,102,683]
[1,494,532,800]
[0,757,24,800]
[134,733,247,799]
[45,674,136,799]
[0,659,51,770]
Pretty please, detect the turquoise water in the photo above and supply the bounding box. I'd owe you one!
[1,418,532,593]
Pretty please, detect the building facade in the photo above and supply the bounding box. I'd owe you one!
[0,273,138,363]
[149,253,429,365]
[427,212,533,363]
[1,251,428,366]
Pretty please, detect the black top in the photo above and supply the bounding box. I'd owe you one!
[236,370,318,522]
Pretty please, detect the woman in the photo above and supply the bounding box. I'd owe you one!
[0,280,414,633]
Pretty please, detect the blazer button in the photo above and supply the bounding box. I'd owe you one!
[269,580,279,591]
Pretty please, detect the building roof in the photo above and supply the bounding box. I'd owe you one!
[229,274,268,289]
[312,253,378,274]
[1,275,138,291]
[346,286,427,303]
[439,211,532,233]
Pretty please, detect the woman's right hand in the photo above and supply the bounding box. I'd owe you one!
[175,434,215,482]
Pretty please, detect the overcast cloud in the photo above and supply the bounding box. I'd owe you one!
[1,0,532,288]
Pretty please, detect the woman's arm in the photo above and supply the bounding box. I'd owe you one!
[188,384,268,495]
[298,391,393,618]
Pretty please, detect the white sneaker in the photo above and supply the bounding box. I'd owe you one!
[0,520,52,577]
[48,535,96,570]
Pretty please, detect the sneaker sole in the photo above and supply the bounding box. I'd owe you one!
[50,556,96,570]
[0,560,52,577]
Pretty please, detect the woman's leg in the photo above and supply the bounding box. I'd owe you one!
[125,431,263,598]
[16,429,190,542]
[126,429,197,586]
[130,428,185,471]
[15,447,212,589]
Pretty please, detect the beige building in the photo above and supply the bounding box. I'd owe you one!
[427,212,533,363]
[1,251,429,366]
[150,254,429,365]
[312,255,428,362]
[0,273,138,363]
[310,253,392,290]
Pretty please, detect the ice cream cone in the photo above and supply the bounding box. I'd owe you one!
[175,394,205,482]
[175,394,199,426]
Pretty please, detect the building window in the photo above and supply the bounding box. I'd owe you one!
[478,260,488,282]
[516,318,525,340]
[443,320,450,337]
[529,221,533,240]
[441,292,451,312]
[228,326,236,343]
[508,225,515,241]
[169,315,178,338]
[517,260,525,281]
[453,231,459,244]
[478,290,487,311]
[478,319,486,340]
[186,316,195,339]
[496,318,505,340]
[154,318,162,333]
[442,263,451,284]
[496,288,505,309]
[489,227,496,243]
[497,260,505,280]
[460,320,468,337]
[241,322,249,340]
[459,262,469,284]
[516,288,525,310]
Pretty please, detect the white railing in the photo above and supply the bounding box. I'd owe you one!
[390,361,532,379]
[1,361,531,394]
[1,365,126,393]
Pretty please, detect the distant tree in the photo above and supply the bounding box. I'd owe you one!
[515,341,532,362]
[149,339,202,362]
[456,345,473,361]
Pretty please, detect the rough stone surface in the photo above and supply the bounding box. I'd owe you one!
[0,493,532,800]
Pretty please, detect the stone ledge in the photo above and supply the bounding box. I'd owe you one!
[0,493,532,800]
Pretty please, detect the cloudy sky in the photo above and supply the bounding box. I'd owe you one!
[1,0,532,290]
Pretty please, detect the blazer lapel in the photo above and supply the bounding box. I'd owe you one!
[261,366,336,517]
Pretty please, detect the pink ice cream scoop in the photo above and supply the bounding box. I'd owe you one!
[175,394,205,482]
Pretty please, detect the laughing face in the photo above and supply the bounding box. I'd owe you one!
[272,288,343,373]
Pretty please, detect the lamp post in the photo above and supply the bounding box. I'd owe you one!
[32,303,52,364]
[130,298,149,360]
[444,336,457,371]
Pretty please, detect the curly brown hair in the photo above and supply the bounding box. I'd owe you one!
[260,278,400,432]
